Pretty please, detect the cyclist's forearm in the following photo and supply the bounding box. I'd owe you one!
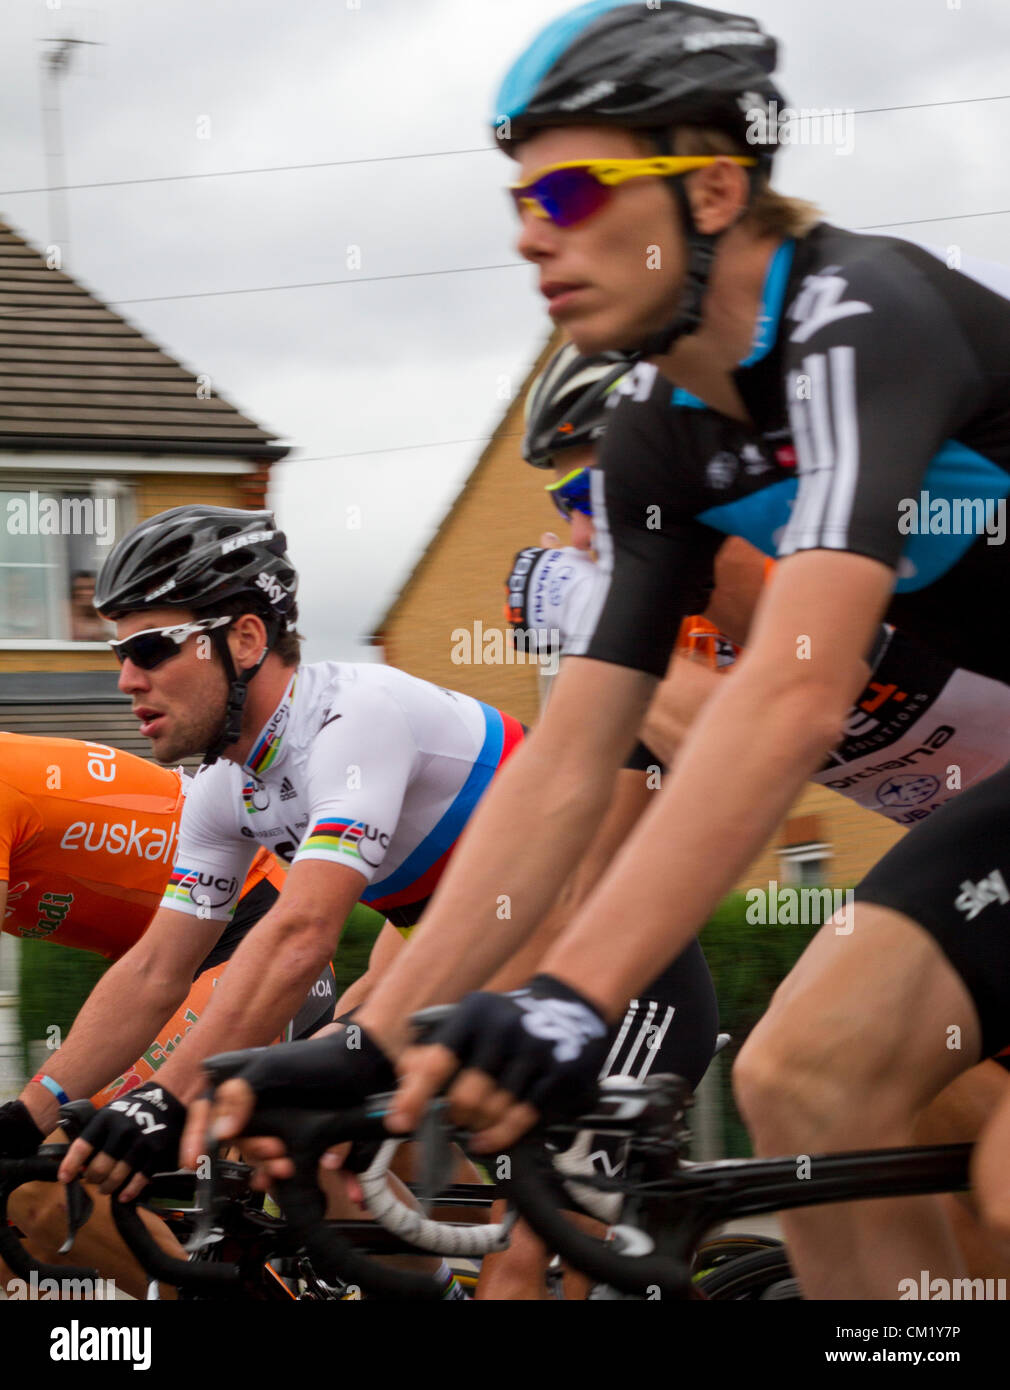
[357,737,619,1054]
[639,652,722,767]
[542,668,860,1017]
[154,918,337,1103]
[21,960,190,1132]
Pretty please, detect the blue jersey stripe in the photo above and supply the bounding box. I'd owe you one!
[362,702,505,904]
[698,440,1009,591]
[699,476,797,554]
[673,240,795,410]
[893,440,1010,591]
[739,239,795,367]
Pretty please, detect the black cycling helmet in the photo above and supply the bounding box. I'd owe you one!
[96,505,298,763]
[522,342,633,468]
[494,1,785,353]
[95,505,297,623]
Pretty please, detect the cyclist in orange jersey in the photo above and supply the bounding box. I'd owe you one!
[0,733,332,1298]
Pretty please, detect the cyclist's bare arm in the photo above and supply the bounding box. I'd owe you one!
[356,658,655,1055]
[17,904,223,1135]
[483,767,655,992]
[331,919,406,1017]
[703,535,769,645]
[639,653,723,768]
[637,536,766,765]
[142,858,366,1106]
[540,551,891,1018]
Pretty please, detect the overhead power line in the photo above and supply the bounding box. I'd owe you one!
[1,92,1008,198]
[293,431,523,464]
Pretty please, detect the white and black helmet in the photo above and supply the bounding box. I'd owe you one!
[95,505,297,627]
[523,343,633,468]
[96,506,298,763]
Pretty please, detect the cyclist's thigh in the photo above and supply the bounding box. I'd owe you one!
[914,1060,1010,1146]
[746,901,982,1105]
[854,758,1010,1066]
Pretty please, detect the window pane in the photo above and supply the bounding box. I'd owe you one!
[0,484,130,641]
[0,490,63,637]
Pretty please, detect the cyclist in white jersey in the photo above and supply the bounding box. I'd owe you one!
[169,658,523,933]
[52,506,522,1235]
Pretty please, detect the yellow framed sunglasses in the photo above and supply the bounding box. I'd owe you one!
[509,155,757,228]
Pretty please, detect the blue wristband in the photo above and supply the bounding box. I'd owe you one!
[32,1073,70,1106]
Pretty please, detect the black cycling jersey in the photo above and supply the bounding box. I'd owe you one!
[571,223,1010,684]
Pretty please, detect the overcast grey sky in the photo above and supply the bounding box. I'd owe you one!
[3,0,1009,661]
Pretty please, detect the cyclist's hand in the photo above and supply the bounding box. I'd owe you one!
[389,976,611,1151]
[59,1083,187,1201]
[0,1099,46,1158]
[207,1028,397,1142]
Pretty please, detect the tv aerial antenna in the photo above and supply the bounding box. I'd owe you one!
[39,35,101,267]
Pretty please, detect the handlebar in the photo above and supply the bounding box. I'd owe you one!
[0,1150,101,1284]
[108,1195,244,1295]
[507,1138,692,1298]
[359,1139,512,1257]
[240,1101,445,1300]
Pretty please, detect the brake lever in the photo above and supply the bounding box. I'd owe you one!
[59,1179,94,1254]
[415,1101,453,1214]
[186,1103,225,1254]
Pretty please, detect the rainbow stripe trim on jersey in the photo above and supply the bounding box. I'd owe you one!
[247,673,296,774]
[163,865,238,912]
[163,866,197,902]
[301,818,364,859]
[362,703,524,913]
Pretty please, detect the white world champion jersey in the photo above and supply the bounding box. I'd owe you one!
[161,662,524,927]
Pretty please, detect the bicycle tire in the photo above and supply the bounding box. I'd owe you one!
[692,1232,783,1277]
[695,1246,798,1300]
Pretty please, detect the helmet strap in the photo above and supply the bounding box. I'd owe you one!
[635,177,718,356]
[202,618,277,765]
[626,129,748,359]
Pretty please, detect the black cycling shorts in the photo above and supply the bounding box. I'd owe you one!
[855,759,1010,1063]
[600,938,718,1091]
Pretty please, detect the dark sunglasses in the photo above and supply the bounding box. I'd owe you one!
[108,616,232,671]
[510,155,757,229]
[545,466,593,521]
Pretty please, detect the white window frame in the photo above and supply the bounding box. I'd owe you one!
[777,841,832,886]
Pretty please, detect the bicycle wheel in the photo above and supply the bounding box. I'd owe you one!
[695,1246,799,1300]
[692,1232,784,1279]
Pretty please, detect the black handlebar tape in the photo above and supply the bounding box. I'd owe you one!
[508,1140,692,1299]
[235,1105,442,1300]
[0,1155,100,1283]
[109,1197,242,1292]
[275,1168,443,1301]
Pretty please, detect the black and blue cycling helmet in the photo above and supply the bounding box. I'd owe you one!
[494,1,785,352]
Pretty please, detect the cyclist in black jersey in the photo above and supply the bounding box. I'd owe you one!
[210,2,1010,1296]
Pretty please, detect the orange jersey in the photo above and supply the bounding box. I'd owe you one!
[0,733,282,959]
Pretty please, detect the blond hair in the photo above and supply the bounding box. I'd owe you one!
[672,127,820,240]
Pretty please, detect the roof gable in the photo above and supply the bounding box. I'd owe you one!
[0,219,286,458]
